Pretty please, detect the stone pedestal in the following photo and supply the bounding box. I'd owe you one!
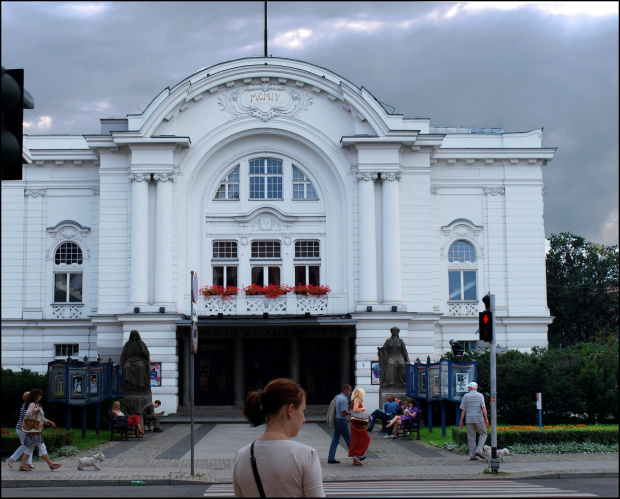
[378,385,406,410]
[122,393,152,416]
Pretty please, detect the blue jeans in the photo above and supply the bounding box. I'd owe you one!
[328,417,351,461]
[368,409,394,434]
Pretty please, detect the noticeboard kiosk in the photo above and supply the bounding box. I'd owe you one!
[406,358,477,436]
[47,358,124,438]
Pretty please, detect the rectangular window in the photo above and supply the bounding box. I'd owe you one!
[449,270,477,301]
[213,241,238,259]
[251,241,281,258]
[54,273,83,303]
[295,265,320,286]
[55,344,79,357]
[251,266,280,286]
[295,240,319,258]
[249,159,283,199]
[213,266,238,287]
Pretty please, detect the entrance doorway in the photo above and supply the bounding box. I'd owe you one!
[194,340,234,405]
[244,339,291,394]
[300,338,341,404]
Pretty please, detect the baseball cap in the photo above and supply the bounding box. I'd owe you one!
[467,382,478,389]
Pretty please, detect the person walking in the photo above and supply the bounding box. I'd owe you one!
[233,378,324,497]
[6,391,35,469]
[17,388,62,471]
[459,381,489,460]
[327,384,352,464]
[348,387,370,466]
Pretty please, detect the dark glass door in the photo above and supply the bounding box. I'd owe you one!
[195,340,234,405]
[300,338,340,404]
[244,339,290,394]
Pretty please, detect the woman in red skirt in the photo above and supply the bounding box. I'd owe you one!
[348,387,370,466]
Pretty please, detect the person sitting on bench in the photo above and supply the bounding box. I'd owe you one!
[141,400,165,432]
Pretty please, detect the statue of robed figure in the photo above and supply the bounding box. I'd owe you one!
[120,330,152,414]
[378,326,410,386]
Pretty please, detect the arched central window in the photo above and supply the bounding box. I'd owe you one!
[448,240,477,301]
[54,242,83,303]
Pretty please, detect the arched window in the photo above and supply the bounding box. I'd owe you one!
[215,166,240,200]
[54,242,83,303]
[448,240,477,301]
[292,166,317,200]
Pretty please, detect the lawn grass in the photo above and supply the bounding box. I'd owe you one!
[411,425,458,448]
[57,428,112,452]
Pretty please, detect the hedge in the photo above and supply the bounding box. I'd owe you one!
[0,429,78,458]
[452,426,619,446]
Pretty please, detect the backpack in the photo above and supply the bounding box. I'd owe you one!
[327,395,338,427]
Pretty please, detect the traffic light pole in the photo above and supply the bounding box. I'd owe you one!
[489,293,499,473]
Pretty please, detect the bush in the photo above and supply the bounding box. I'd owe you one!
[451,426,618,446]
[442,337,619,425]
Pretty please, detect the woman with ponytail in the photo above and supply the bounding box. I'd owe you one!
[233,378,325,497]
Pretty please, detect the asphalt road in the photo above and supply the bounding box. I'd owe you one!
[1,477,618,498]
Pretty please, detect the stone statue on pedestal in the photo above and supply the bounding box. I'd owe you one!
[378,326,410,386]
[120,330,152,415]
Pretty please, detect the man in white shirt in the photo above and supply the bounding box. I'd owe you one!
[459,382,489,460]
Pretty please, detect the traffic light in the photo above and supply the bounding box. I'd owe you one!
[479,310,493,343]
[1,66,34,181]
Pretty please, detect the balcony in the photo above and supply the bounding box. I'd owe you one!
[51,304,84,319]
[200,294,328,316]
[447,301,479,316]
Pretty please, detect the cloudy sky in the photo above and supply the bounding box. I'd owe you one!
[2,1,618,246]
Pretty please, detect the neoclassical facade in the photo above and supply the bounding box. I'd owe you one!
[1,57,555,411]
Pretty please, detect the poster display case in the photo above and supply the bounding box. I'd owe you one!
[406,358,477,402]
[47,359,122,405]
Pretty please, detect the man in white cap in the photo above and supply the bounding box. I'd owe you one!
[459,381,489,460]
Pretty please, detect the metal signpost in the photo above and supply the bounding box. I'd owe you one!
[488,293,499,473]
[190,271,198,476]
[537,392,543,429]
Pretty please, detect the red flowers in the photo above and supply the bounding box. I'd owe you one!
[244,284,293,299]
[292,284,331,297]
[201,283,332,299]
[200,285,239,300]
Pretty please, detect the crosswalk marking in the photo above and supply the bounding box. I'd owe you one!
[204,479,597,497]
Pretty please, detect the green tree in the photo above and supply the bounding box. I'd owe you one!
[546,232,619,348]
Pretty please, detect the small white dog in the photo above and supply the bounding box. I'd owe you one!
[482,445,510,463]
[77,452,105,470]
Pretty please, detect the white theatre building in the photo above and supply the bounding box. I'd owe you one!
[1,57,555,411]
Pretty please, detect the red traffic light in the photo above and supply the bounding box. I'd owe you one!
[483,315,489,324]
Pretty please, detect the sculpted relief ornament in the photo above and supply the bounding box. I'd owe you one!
[218,83,313,122]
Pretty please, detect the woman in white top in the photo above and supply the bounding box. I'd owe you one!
[233,378,325,498]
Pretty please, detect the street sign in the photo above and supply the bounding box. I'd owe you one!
[191,322,198,354]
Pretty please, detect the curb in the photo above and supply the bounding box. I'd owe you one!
[2,472,617,488]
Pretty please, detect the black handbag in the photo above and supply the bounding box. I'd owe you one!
[250,441,266,498]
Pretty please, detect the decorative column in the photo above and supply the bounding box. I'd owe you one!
[381,173,402,303]
[153,172,174,304]
[357,172,378,304]
[23,189,46,319]
[129,172,150,305]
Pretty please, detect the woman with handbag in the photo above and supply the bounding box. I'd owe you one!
[348,387,370,466]
[233,378,324,497]
[17,388,62,472]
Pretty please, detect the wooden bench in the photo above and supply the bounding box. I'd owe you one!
[108,411,137,441]
[396,411,423,440]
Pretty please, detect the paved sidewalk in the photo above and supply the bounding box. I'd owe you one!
[2,423,618,488]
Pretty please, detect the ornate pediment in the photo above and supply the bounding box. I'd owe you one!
[218,83,313,122]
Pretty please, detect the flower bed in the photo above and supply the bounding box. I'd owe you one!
[451,424,618,447]
[200,285,238,300]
